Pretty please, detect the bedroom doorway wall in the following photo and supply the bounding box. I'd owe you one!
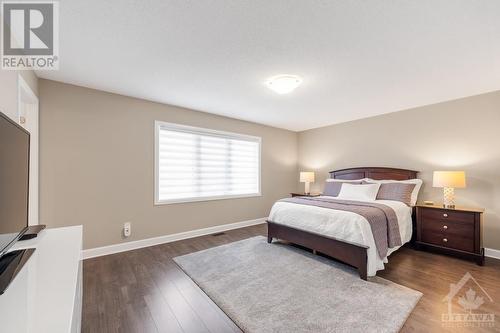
[18,75,39,226]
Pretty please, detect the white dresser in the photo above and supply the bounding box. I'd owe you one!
[0,226,83,333]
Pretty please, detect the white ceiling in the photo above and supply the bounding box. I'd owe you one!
[37,0,500,131]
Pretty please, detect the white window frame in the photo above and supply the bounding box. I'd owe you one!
[154,121,262,205]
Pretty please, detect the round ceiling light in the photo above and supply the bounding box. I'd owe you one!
[266,75,302,94]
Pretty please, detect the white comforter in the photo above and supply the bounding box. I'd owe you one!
[268,196,413,276]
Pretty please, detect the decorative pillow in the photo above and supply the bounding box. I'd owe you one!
[337,183,381,201]
[376,183,416,206]
[364,178,422,206]
[323,180,362,197]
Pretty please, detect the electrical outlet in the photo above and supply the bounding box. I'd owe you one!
[123,222,131,238]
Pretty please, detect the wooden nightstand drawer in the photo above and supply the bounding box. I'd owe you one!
[421,218,474,239]
[421,208,475,224]
[421,229,474,252]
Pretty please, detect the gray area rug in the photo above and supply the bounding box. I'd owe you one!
[173,236,422,333]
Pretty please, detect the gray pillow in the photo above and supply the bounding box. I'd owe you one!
[376,183,416,206]
[324,181,362,197]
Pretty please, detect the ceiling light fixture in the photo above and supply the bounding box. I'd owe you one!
[266,75,302,94]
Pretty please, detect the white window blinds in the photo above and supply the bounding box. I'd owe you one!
[155,121,261,204]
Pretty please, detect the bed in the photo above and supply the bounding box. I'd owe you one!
[267,167,419,280]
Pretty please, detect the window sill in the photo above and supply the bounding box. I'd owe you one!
[154,193,262,205]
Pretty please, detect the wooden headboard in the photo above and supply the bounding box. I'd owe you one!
[330,167,418,181]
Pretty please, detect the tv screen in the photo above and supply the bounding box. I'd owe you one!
[0,111,30,257]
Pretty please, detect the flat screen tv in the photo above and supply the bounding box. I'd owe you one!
[0,111,30,257]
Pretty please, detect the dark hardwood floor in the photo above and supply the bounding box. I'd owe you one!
[83,224,500,332]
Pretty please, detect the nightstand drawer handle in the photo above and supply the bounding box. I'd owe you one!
[443,238,448,243]
[443,225,448,230]
[443,213,448,217]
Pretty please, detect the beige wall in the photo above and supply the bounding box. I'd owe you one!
[39,79,298,249]
[298,91,500,250]
[38,78,500,251]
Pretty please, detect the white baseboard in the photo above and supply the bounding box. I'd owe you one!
[82,217,267,259]
[485,248,500,260]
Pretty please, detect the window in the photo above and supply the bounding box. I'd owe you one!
[155,121,261,204]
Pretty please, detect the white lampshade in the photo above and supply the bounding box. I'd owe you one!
[300,172,315,183]
[433,171,466,188]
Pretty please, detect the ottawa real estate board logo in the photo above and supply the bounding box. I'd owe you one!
[1,1,59,70]
[442,272,495,328]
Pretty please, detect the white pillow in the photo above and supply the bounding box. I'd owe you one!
[364,178,422,206]
[337,183,381,201]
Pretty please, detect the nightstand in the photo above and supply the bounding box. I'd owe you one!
[290,193,321,197]
[415,203,484,265]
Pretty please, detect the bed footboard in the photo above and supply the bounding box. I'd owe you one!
[267,221,369,280]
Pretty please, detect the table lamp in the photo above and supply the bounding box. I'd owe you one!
[433,171,466,208]
[300,172,315,195]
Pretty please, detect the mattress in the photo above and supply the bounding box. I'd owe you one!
[268,196,413,276]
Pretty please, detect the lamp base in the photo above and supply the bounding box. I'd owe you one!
[304,182,310,195]
[443,187,455,209]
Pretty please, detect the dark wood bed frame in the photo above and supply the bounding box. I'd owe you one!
[267,167,418,280]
